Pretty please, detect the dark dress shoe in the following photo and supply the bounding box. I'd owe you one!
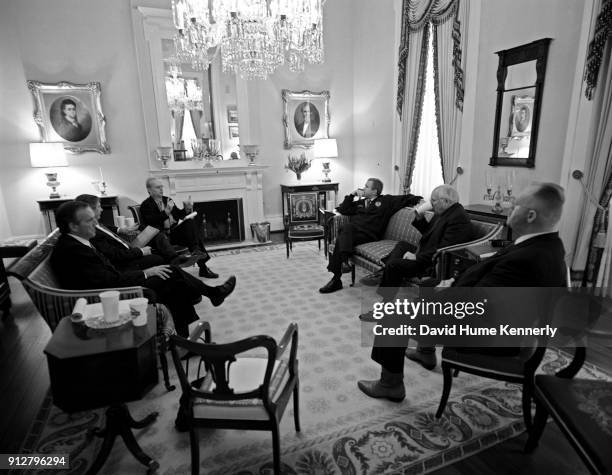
[199,265,219,279]
[358,310,377,322]
[319,278,342,294]
[210,276,236,307]
[172,253,200,267]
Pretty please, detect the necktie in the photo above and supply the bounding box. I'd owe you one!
[365,199,371,208]
[98,225,130,248]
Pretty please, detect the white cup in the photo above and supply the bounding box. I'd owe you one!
[99,290,120,322]
[129,298,149,326]
[125,216,135,227]
[116,215,127,228]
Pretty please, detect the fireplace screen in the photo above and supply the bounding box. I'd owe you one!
[193,198,244,244]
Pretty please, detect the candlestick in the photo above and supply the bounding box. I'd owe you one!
[99,167,104,183]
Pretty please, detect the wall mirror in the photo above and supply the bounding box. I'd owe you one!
[132,5,241,165]
[490,38,551,168]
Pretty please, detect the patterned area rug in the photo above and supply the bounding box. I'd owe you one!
[18,243,611,474]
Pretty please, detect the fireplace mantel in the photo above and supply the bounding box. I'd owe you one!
[151,163,269,244]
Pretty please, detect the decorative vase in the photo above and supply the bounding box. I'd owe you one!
[295,172,302,181]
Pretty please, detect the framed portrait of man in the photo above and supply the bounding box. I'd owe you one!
[510,95,534,138]
[282,89,330,149]
[27,80,110,154]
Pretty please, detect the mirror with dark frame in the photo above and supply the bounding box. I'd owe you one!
[490,38,551,168]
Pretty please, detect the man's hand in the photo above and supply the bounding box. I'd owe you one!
[352,188,365,197]
[145,265,172,280]
[140,246,152,256]
[436,278,455,288]
[402,251,417,261]
[164,199,175,215]
[118,224,139,234]
[415,201,433,215]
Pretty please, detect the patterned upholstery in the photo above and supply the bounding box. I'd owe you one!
[326,207,504,283]
[8,229,144,331]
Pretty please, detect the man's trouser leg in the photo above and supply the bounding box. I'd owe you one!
[327,223,372,277]
[377,258,426,301]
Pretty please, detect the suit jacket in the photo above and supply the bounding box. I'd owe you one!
[50,234,146,290]
[453,232,567,287]
[91,225,143,266]
[412,203,474,266]
[336,193,422,240]
[140,196,187,231]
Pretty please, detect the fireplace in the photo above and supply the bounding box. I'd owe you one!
[193,198,245,245]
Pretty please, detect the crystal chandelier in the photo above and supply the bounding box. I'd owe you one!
[171,0,326,80]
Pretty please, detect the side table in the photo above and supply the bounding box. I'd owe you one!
[45,310,159,474]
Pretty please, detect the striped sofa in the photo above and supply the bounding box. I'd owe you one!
[9,229,179,391]
[328,207,504,285]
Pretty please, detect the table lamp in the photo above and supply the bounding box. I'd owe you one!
[29,143,68,199]
[313,138,338,182]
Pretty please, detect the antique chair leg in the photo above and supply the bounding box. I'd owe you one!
[522,380,534,430]
[271,419,281,474]
[293,384,301,432]
[189,427,200,475]
[286,240,290,258]
[350,265,356,287]
[524,398,549,453]
[436,363,453,418]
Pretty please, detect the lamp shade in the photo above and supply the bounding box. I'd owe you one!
[29,143,68,168]
[313,138,338,159]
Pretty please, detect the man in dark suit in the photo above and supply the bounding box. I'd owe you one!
[360,185,474,318]
[140,178,217,278]
[358,182,567,402]
[319,178,422,294]
[50,201,237,337]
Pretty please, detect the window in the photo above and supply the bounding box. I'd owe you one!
[411,32,443,199]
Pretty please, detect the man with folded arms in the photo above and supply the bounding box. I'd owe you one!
[319,178,421,294]
[140,177,217,278]
[51,200,237,337]
[359,185,474,369]
[357,182,567,402]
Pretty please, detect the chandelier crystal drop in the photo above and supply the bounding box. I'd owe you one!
[170,0,326,80]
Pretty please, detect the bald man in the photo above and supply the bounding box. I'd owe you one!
[359,185,474,322]
[358,182,568,402]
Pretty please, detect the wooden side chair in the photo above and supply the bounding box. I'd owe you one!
[282,191,327,258]
[169,323,300,475]
[524,306,612,473]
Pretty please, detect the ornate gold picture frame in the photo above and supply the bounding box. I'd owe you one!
[282,89,330,149]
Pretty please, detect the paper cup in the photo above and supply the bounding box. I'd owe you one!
[129,297,149,326]
[99,290,120,322]
[116,215,127,228]
[125,216,135,227]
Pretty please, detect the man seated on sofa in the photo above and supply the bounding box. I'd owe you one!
[358,185,473,328]
[76,194,193,270]
[140,177,217,278]
[357,182,567,402]
[319,178,421,294]
[50,200,237,337]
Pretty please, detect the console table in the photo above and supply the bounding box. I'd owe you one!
[45,311,159,474]
[37,196,120,234]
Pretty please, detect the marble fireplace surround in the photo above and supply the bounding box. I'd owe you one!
[150,162,268,247]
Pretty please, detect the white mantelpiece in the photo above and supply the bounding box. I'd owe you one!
[151,162,268,244]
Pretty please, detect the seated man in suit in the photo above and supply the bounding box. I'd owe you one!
[319,178,421,294]
[76,194,167,271]
[359,185,474,327]
[358,182,567,402]
[50,200,237,337]
[140,178,217,278]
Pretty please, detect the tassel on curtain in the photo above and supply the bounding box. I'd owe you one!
[396,0,466,191]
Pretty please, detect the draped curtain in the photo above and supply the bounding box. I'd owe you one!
[396,0,466,192]
[433,0,468,184]
[189,109,203,138]
[573,39,612,289]
[171,110,185,146]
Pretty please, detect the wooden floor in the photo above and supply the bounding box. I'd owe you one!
[0,260,608,473]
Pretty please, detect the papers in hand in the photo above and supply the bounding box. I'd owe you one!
[402,251,417,261]
[131,226,160,248]
[176,211,197,227]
